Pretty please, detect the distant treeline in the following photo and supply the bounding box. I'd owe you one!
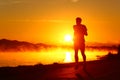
[86,45,118,51]
[0,39,118,52]
[0,39,50,52]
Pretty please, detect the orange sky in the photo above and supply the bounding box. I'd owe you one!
[0,0,120,44]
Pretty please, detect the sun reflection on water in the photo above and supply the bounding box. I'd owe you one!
[64,52,73,63]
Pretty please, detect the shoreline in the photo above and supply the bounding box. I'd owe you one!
[0,59,120,80]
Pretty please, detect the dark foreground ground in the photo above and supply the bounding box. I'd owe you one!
[0,59,120,80]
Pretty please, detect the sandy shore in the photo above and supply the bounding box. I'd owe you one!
[0,59,120,80]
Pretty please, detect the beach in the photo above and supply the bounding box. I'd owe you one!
[0,58,120,80]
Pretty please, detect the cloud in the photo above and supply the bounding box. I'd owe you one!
[36,19,70,23]
[71,0,79,3]
[0,0,23,6]
[16,19,71,23]
[12,0,22,4]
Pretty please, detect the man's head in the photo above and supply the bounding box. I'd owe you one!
[76,17,82,25]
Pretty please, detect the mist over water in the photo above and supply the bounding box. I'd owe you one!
[0,48,117,67]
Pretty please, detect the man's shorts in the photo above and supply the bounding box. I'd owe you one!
[74,41,85,51]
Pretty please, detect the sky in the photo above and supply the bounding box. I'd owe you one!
[0,0,120,44]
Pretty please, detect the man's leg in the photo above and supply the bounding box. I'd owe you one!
[81,47,86,70]
[75,49,78,63]
[75,48,79,69]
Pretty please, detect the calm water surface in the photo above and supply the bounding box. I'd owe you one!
[0,48,117,67]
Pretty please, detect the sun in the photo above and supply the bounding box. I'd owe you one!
[64,34,72,42]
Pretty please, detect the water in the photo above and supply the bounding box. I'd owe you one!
[0,48,117,67]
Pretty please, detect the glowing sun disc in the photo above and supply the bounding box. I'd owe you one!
[64,34,72,42]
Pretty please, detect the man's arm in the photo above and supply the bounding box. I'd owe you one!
[83,25,88,36]
[85,27,88,36]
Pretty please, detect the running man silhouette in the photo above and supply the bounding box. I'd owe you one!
[73,17,88,69]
